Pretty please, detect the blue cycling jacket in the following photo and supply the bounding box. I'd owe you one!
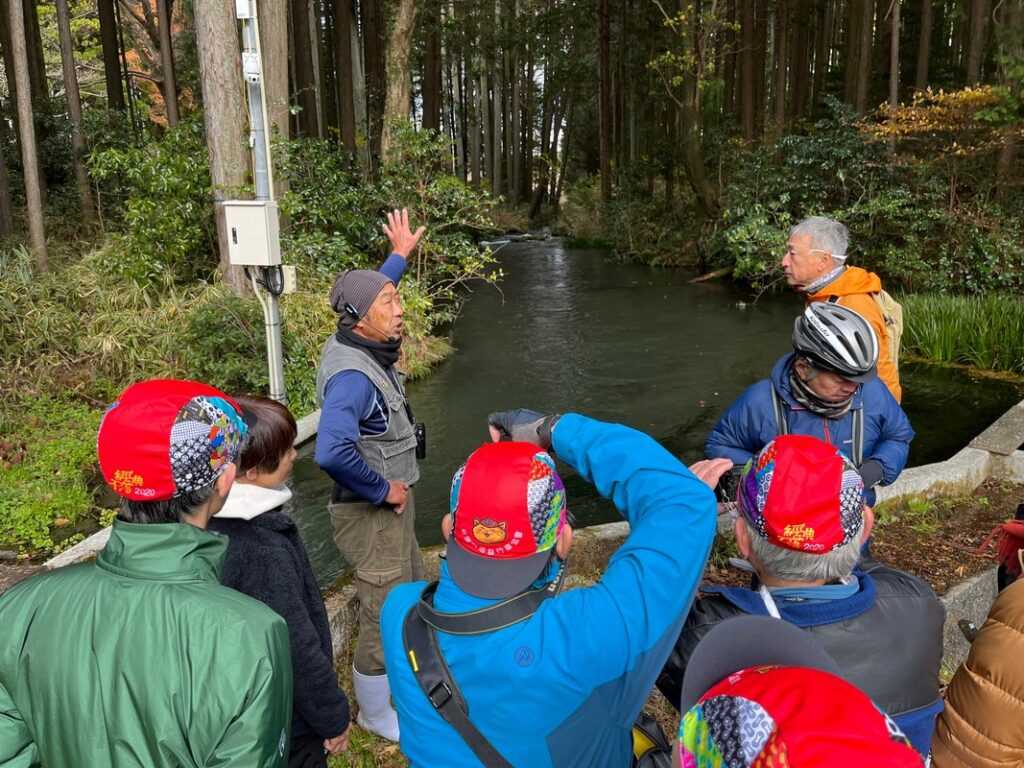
[705,353,914,503]
[381,414,717,767]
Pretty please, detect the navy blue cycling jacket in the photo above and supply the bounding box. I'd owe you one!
[705,353,914,504]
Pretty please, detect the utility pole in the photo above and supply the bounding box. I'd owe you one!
[235,0,287,404]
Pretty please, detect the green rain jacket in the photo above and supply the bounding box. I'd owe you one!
[0,520,293,768]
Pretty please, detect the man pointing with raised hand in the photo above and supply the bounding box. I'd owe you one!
[314,208,426,742]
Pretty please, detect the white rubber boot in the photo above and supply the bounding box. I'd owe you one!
[352,667,400,742]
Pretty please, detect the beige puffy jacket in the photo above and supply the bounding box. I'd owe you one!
[932,578,1024,767]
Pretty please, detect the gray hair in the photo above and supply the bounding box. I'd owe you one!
[790,216,849,264]
[744,518,864,583]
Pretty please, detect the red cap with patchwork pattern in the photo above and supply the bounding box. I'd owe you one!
[446,441,569,599]
[97,379,247,502]
[736,434,865,554]
[679,665,923,767]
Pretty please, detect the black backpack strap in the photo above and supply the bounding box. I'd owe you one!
[416,561,565,635]
[402,589,514,768]
[852,406,864,467]
[770,386,789,436]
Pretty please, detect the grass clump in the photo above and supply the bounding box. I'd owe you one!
[874,496,941,535]
[0,397,102,553]
[901,293,1024,375]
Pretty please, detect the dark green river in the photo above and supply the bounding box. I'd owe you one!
[288,240,1023,585]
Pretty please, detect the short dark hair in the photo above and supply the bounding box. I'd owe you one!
[234,395,298,475]
[118,485,217,524]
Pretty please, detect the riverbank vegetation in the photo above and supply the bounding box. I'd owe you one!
[901,294,1024,376]
[0,118,495,554]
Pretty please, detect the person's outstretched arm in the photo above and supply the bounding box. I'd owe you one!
[549,415,716,669]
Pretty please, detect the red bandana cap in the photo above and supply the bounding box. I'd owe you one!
[679,665,923,767]
[446,441,569,599]
[97,379,248,501]
[737,434,865,554]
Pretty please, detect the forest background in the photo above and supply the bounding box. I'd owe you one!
[0,0,1021,561]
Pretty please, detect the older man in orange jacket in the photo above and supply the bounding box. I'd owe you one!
[781,216,902,402]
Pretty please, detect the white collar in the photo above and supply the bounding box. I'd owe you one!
[215,482,293,521]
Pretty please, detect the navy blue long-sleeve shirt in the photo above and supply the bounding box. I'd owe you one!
[315,253,407,504]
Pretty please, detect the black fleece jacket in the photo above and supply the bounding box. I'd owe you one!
[209,511,350,741]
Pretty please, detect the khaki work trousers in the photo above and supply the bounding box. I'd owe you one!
[328,489,424,675]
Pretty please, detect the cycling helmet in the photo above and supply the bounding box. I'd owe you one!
[792,301,878,382]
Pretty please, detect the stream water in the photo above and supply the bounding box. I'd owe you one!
[288,240,1023,585]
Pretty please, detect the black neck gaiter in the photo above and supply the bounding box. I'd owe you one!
[788,363,854,419]
[336,324,402,369]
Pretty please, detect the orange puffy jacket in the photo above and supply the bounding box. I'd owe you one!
[807,266,902,403]
[932,578,1024,767]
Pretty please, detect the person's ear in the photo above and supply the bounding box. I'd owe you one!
[735,517,752,560]
[441,513,453,542]
[555,523,574,559]
[217,463,237,497]
[862,505,875,541]
[243,467,260,482]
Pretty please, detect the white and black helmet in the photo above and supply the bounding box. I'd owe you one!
[792,302,879,382]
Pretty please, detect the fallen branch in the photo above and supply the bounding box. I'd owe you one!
[688,266,733,284]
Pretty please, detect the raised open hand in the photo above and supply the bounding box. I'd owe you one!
[382,208,426,258]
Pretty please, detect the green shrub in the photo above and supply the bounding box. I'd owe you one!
[277,123,499,330]
[89,120,216,286]
[712,99,1024,293]
[712,99,909,286]
[563,96,1024,294]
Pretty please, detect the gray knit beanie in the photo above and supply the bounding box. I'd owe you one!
[329,270,394,328]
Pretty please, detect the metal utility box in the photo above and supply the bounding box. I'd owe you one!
[222,200,281,266]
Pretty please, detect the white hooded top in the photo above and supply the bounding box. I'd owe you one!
[214,482,294,521]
